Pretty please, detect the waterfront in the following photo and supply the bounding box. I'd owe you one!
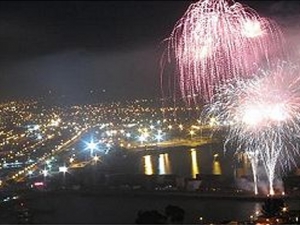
[2,139,300,224]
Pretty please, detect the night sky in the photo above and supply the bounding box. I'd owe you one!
[0,1,299,103]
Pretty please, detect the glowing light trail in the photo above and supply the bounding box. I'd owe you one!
[204,61,300,195]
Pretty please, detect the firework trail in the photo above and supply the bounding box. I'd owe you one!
[204,61,300,195]
[166,0,285,103]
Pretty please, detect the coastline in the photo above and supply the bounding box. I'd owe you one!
[29,188,300,202]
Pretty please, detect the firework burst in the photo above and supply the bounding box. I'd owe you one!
[204,61,300,195]
[166,0,285,103]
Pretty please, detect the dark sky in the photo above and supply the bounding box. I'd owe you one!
[0,1,299,103]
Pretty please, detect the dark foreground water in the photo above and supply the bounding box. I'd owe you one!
[18,191,298,224]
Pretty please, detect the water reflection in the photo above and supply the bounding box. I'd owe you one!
[143,155,153,175]
[190,148,199,178]
[158,153,171,175]
[140,146,228,177]
[213,153,222,175]
[159,154,166,174]
[164,153,171,174]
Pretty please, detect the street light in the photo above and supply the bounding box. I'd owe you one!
[59,166,68,186]
[59,166,68,173]
[42,169,48,177]
[69,157,74,164]
[139,135,146,145]
[189,130,195,140]
[87,141,97,152]
[42,169,48,183]
[155,133,163,143]
[85,138,98,157]
[213,153,219,160]
[93,155,100,164]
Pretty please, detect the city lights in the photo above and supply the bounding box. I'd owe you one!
[155,133,163,142]
[59,166,68,173]
[42,169,48,177]
[85,138,99,156]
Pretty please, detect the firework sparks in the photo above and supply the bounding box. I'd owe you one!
[204,61,300,195]
[166,0,285,103]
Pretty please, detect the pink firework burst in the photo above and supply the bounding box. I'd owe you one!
[166,0,285,103]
